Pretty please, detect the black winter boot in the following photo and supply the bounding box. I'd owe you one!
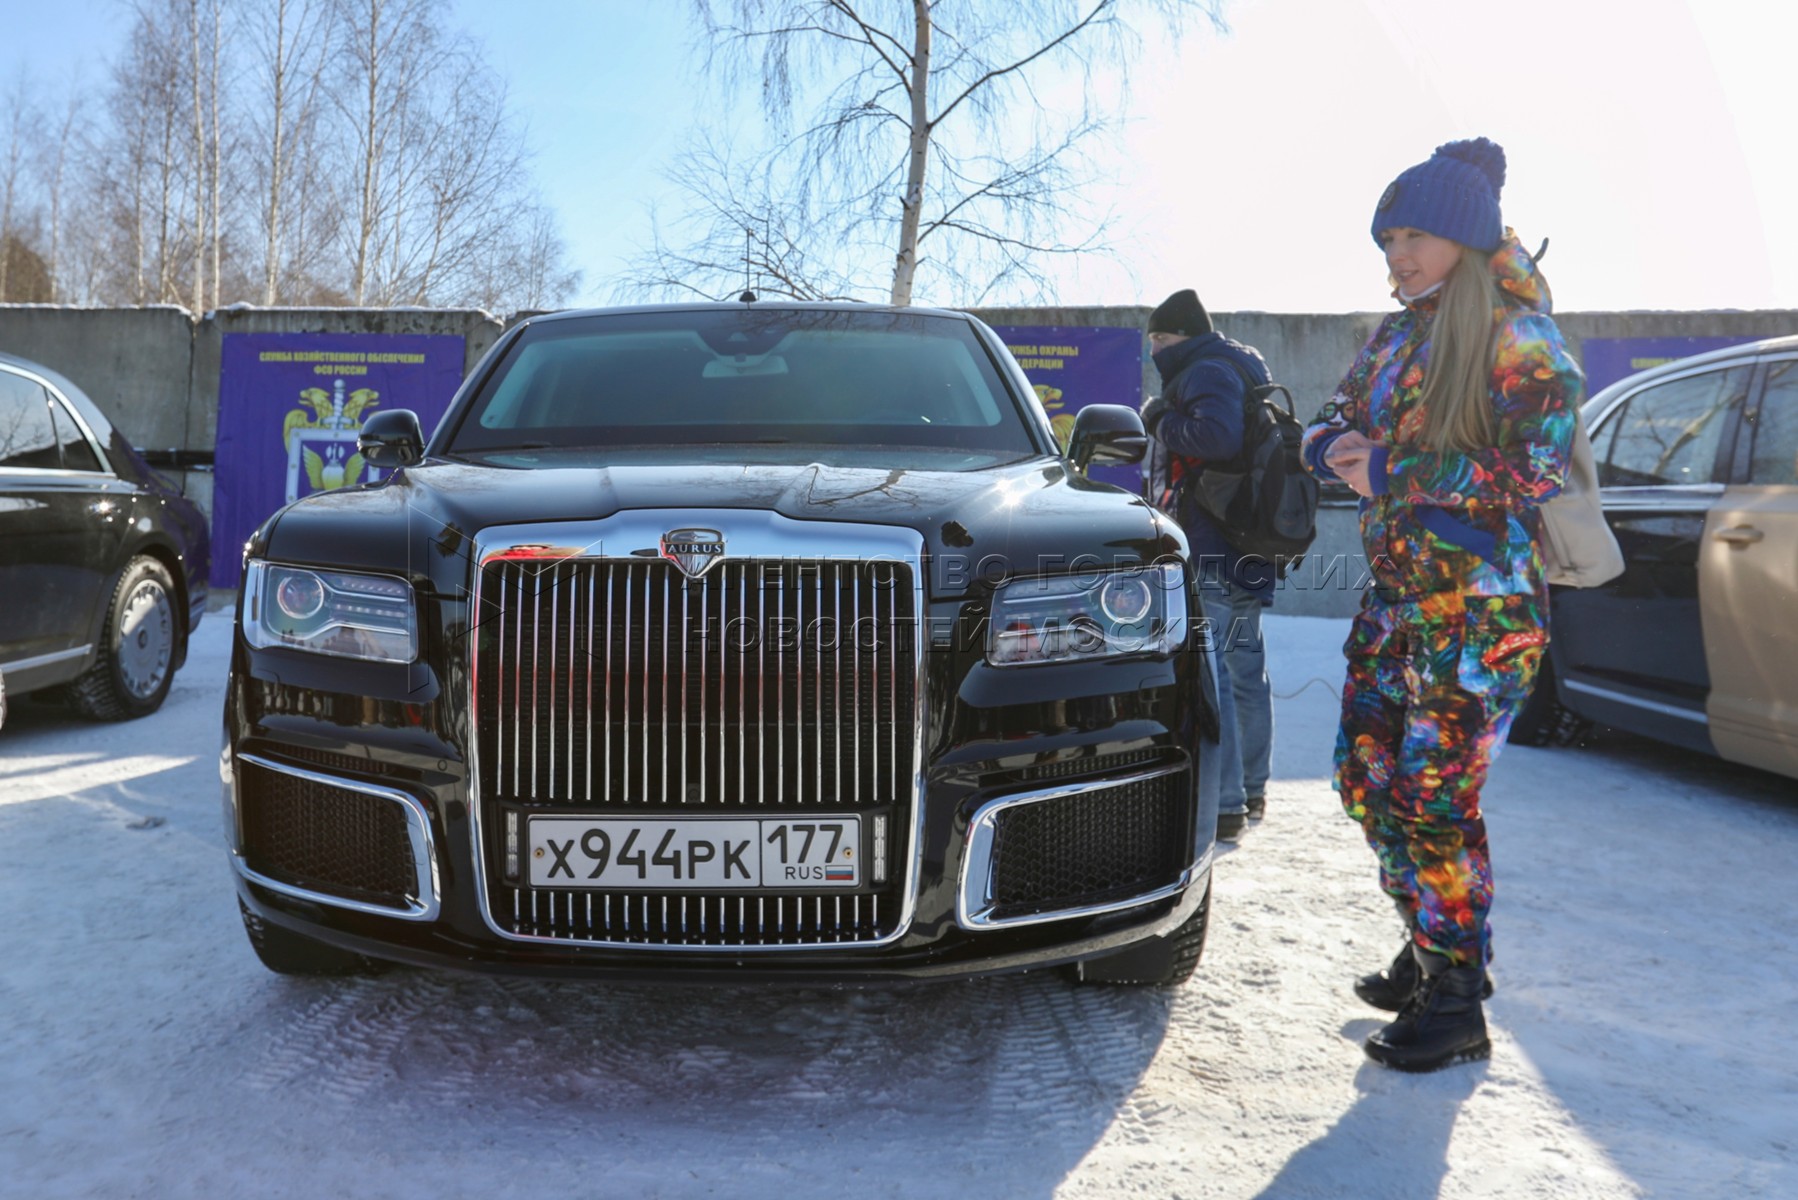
[1353,937,1422,1012]
[1356,920,1495,1012]
[1363,947,1492,1072]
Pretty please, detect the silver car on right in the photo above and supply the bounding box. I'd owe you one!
[1513,335,1798,782]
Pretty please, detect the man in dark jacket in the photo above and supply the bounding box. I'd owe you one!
[1141,289,1275,841]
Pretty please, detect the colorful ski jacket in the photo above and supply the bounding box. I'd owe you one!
[1302,232,1581,603]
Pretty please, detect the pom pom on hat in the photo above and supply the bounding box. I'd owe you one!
[1372,137,1507,252]
[1435,137,1506,196]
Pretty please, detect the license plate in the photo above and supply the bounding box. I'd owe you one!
[527,816,861,890]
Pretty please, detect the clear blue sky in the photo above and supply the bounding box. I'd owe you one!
[8,0,1796,314]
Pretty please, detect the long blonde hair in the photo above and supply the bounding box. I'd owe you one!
[1416,246,1502,453]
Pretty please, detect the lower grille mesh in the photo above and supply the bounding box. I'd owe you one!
[501,888,895,946]
[988,770,1190,920]
[239,760,416,909]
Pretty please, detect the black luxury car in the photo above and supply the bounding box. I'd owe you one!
[0,351,210,725]
[224,302,1216,985]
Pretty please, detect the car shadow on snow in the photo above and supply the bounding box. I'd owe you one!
[233,964,1177,1192]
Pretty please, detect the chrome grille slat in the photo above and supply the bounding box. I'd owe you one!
[547,567,558,799]
[852,572,861,806]
[776,567,785,805]
[660,569,670,806]
[512,564,523,799]
[814,565,824,807]
[682,575,692,807]
[532,573,542,803]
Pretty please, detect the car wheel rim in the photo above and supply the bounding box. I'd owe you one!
[118,581,174,700]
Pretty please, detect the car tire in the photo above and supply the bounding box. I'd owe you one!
[239,901,375,976]
[1507,658,1591,747]
[60,556,180,721]
[1069,879,1211,987]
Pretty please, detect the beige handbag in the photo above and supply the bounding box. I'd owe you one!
[1539,412,1624,587]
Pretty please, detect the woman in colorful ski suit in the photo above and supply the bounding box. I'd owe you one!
[1301,138,1579,1072]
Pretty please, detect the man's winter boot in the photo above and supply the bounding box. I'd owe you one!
[1217,809,1246,842]
[1363,947,1492,1072]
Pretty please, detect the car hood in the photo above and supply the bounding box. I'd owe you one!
[256,457,1185,599]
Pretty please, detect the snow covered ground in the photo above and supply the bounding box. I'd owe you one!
[2,612,1794,1199]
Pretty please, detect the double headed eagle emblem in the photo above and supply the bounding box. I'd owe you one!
[282,385,381,493]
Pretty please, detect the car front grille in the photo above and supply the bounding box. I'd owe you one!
[473,555,917,947]
[986,769,1191,922]
[238,759,418,911]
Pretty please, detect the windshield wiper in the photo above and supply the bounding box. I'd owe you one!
[463,441,554,454]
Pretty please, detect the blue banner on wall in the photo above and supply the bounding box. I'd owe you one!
[988,325,1146,493]
[1581,336,1759,396]
[211,332,465,588]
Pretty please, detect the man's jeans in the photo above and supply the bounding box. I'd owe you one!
[1199,583,1273,814]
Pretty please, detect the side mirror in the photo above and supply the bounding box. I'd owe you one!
[1067,404,1148,474]
[359,409,425,469]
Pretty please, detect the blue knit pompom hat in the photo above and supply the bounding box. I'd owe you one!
[1371,137,1507,252]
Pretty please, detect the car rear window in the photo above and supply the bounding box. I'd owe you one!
[446,309,1041,457]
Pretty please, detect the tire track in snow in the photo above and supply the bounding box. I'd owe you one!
[242,975,441,1102]
[969,976,1172,1153]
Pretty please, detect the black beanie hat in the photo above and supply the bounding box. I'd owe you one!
[1148,289,1212,338]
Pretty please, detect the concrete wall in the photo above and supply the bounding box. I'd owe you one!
[0,305,198,450]
[6,301,1796,616]
[0,303,504,523]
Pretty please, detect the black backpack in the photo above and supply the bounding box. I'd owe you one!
[1159,358,1320,574]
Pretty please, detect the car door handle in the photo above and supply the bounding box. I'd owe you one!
[1715,525,1765,547]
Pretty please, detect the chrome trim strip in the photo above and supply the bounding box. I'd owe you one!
[227,752,442,922]
[1600,484,1725,507]
[1563,678,1709,724]
[0,466,116,478]
[957,763,1198,931]
[466,511,929,953]
[0,644,93,673]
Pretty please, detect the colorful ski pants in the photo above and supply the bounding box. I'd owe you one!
[1333,591,1546,967]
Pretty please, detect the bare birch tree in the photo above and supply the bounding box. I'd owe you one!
[207,0,226,308]
[43,93,88,302]
[248,0,335,303]
[0,77,34,301]
[644,0,1225,306]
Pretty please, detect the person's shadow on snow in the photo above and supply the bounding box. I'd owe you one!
[1252,1018,1486,1200]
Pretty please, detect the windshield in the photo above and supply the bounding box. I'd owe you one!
[444,308,1042,458]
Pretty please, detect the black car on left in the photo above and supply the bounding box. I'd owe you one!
[0,351,210,724]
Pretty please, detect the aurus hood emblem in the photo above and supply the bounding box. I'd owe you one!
[659,528,726,579]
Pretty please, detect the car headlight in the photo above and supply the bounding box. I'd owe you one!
[243,560,417,663]
[987,563,1187,667]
